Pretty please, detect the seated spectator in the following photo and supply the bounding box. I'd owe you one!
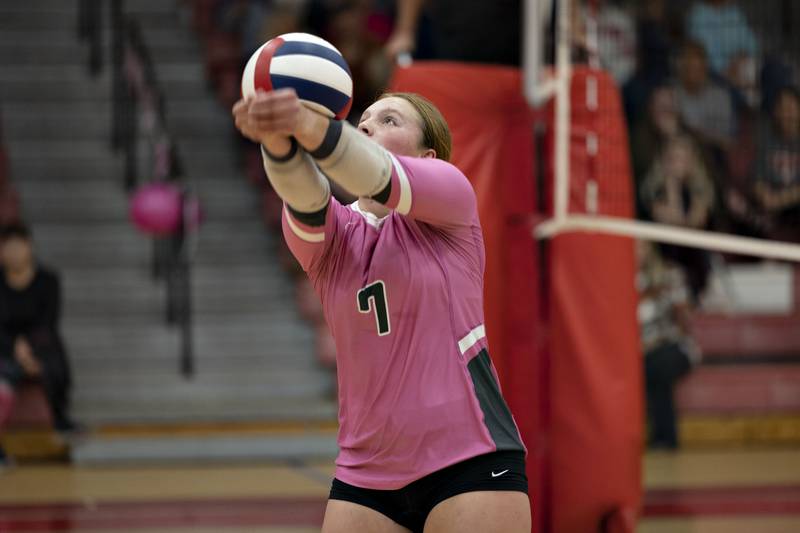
[686,0,758,99]
[637,240,701,450]
[590,0,638,88]
[640,135,714,230]
[0,223,79,465]
[675,40,737,156]
[639,135,714,299]
[622,0,677,126]
[750,86,800,241]
[630,84,710,215]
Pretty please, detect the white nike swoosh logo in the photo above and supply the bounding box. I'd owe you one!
[491,469,509,478]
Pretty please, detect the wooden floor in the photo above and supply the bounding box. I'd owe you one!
[1,449,799,532]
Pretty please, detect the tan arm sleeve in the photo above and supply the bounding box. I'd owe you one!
[312,121,392,198]
[261,142,330,213]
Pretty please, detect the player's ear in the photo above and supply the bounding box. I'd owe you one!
[420,147,437,159]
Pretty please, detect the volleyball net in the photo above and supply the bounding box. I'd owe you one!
[526,0,800,263]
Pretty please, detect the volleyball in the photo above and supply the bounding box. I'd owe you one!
[241,32,353,119]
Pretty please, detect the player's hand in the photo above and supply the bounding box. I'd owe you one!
[385,30,415,62]
[14,337,41,377]
[232,88,303,144]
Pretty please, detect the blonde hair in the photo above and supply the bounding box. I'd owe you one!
[379,92,452,162]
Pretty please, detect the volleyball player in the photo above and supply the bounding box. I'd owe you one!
[232,88,531,533]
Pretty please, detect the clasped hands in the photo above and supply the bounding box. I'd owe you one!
[232,88,329,156]
[14,336,41,377]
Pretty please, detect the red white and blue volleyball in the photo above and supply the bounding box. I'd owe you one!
[241,32,353,120]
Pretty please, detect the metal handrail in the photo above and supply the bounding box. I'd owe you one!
[77,0,103,75]
[82,0,196,378]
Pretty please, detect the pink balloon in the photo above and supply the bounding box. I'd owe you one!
[129,182,182,236]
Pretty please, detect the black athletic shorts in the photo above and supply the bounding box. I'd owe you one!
[329,450,527,532]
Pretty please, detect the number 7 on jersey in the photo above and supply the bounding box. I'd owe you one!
[357,280,391,336]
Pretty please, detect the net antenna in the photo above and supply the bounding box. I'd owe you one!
[523,0,558,107]
[526,0,800,263]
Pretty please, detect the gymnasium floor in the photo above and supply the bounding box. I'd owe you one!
[1,449,799,532]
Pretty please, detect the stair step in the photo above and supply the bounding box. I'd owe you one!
[6,141,240,177]
[0,76,207,102]
[18,192,256,221]
[9,155,122,180]
[0,0,177,13]
[71,395,337,424]
[70,432,338,464]
[73,363,327,388]
[0,41,86,64]
[0,65,209,92]
[681,413,800,447]
[677,364,800,413]
[9,154,239,181]
[35,246,279,271]
[62,278,291,302]
[69,335,314,361]
[0,10,181,31]
[3,102,231,140]
[71,349,319,374]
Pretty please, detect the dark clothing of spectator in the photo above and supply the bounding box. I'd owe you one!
[752,118,800,241]
[638,244,699,449]
[645,341,692,448]
[0,267,74,431]
[756,121,800,191]
[623,19,673,126]
[425,0,521,66]
[676,83,736,150]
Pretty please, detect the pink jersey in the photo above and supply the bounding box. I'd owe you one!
[282,154,525,490]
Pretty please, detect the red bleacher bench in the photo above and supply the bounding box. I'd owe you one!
[6,380,53,429]
[677,365,800,414]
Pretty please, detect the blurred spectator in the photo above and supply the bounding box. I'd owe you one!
[630,84,711,213]
[686,0,759,98]
[637,240,701,450]
[0,223,79,463]
[639,134,714,299]
[590,0,637,87]
[305,0,391,118]
[622,0,677,126]
[750,86,800,241]
[384,0,522,66]
[760,55,796,114]
[243,1,303,56]
[675,40,737,155]
[640,135,714,230]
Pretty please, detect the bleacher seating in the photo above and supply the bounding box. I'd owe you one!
[0,110,64,461]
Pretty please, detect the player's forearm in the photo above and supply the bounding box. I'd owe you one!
[302,119,392,199]
[261,139,330,213]
[395,0,425,36]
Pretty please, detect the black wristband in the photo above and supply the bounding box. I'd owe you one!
[262,137,298,162]
[287,202,329,227]
[370,179,392,205]
[309,119,343,159]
